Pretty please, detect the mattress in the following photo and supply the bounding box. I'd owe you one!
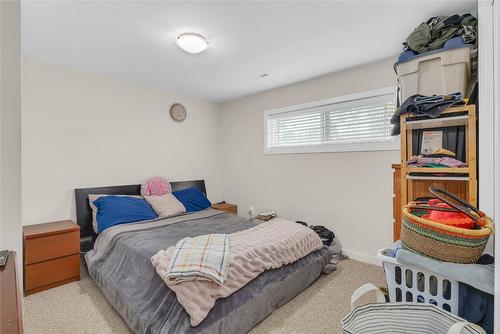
[85,209,332,334]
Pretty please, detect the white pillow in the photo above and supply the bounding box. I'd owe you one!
[88,194,142,234]
[143,193,186,218]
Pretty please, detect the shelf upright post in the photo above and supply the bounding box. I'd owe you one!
[467,105,478,206]
[400,113,408,211]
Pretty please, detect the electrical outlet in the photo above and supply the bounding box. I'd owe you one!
[248,206,254,215]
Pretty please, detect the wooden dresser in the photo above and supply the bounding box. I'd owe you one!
[211,203,238,215]
[23,220,80,296]
[0,251,23,334]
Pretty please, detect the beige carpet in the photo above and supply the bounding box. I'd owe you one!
[23,259,385,334]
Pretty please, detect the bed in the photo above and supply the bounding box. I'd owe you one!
[76,180,332,334]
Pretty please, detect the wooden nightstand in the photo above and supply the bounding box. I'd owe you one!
[23,220,80,296]
[0,251,23,334]
[211,203,238,215]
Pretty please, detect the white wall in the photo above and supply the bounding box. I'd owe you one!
[478,0,496,255]
[0,0,23,293]
[0,0,22,259]
[219,58,399,263]
[22,59,223,225]
[21,57,398,263]
[493,1,499,333]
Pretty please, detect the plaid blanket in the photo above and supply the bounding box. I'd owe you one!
[164,234,230,285]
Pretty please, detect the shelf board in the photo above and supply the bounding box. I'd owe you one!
[406,167,469,174]
[404,115,468,130]
[406,175,470,181]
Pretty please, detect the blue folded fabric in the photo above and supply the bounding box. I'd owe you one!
[390,92,464,135]
[396,249,494,295]
[396,50,417,63]
[93,196,158,233]
[444,36,468,49]
[172,187,211,212]
[459,284,494,334]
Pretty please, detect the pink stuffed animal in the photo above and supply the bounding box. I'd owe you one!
[141,177,172,196]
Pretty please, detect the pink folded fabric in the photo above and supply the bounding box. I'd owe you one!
[407,156,467,168]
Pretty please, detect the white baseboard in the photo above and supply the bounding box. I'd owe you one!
[343,249,381,266]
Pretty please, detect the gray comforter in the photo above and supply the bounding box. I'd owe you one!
[85,209,331,334]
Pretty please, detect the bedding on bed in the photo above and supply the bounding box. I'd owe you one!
[152,219,323,326]
[85,209,332,334]
[162,233,230,286]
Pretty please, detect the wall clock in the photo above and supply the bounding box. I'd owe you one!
[169,103,187,122]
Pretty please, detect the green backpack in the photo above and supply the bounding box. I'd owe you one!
[405,14,477,54]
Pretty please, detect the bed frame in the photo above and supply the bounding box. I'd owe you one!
[75,180,207,242]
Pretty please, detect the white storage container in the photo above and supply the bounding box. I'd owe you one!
[377,248,459,315]
[396,47,476,101]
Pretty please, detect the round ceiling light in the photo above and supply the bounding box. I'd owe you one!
[176,32,209,54]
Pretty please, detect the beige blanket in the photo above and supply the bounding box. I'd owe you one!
[151,219,323,326]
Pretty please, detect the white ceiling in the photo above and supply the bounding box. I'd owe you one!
[22,1,476,102]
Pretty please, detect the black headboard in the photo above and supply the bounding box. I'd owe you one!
[75,180,206,240]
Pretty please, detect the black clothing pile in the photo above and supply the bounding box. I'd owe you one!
[295,221,335,246]
[310,225,335,246]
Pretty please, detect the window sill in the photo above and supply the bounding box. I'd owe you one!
[264,139,400,155]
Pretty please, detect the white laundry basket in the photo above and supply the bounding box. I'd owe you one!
[377,248,459,314]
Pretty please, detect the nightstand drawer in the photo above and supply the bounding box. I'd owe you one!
[25,254,80,292]
[24,230,80,265]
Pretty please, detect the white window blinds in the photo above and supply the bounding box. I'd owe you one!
[265,88,397,153]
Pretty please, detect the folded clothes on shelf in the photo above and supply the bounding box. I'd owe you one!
[425,148,456,158]
[408,173,469,178]
[391,92,464,136]
[407,155,467,168]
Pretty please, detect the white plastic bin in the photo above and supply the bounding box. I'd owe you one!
[377,248,459,315]
[396,47,476,101]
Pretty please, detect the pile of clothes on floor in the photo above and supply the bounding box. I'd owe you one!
[387,242,494,334]
[295,221,346,271]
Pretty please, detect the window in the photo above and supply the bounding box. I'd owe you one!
[264,87,398,154]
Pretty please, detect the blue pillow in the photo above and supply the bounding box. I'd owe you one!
[93,196,158,233]
[172,187,211,212]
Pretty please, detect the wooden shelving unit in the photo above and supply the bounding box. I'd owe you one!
[406,167,470,174]
[395,104,477,240]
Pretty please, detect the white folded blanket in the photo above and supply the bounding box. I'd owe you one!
[164,233,230,285]
[151,219,323,326]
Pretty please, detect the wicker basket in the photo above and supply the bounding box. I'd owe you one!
[401,188,494,263]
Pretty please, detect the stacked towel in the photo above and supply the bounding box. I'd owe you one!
[164,234,230,285]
